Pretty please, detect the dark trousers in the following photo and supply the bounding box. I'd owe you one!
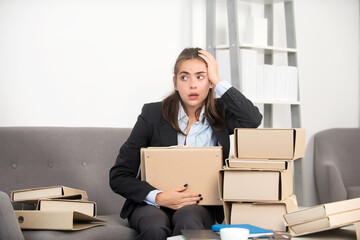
[128,204,216,240]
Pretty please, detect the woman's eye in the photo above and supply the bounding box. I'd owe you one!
[198,75,204,80]
[180,76,188,81]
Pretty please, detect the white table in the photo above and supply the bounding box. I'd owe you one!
[167,224,358,240]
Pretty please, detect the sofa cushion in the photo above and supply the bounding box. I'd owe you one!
[22,215,137,240]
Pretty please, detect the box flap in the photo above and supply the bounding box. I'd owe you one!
[140,148,146,181]
[280,163,293,200]
[292,129,306,160]
[223,201,232,225]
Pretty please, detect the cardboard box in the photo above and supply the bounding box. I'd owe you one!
[141,146,223,205]
[37,199,97,217]
[223,195,298,232]
[14,210,105,231]
[11,186,88,204]
[219,165,293,201]
[234,128,305,160]
[226,158,288,170]
[284,197,360,226]
[289,209,360,236]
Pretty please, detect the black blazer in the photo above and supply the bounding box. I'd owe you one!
[109,87,262,220]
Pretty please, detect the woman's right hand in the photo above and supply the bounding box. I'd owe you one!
[155,185,202,210]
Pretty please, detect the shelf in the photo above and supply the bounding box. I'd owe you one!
[216,44,297,53]
[251,100,301,105]
[238,0,293,4]
[207,0,303,206]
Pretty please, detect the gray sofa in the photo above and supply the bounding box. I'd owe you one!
[314,128,360,204]
[0,127,137,240]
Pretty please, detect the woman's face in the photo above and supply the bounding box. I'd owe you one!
[174,59,213,113]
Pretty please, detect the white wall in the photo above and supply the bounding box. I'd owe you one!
[295,0,359,206]
[0,0,193,127]
[0,0,359,206]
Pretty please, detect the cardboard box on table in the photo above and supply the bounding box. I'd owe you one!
[284,197,360,226]
[283,197,360,236]
[218,163,293,202]
[141,146,223,206]
[234,128,305,160]
[223,195,298,232]
[288,209,360,236]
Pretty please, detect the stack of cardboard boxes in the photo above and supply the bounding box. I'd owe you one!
[218,128,306,232]
[11,185,104,230]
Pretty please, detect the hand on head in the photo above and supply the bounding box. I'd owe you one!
[198,50,222,86]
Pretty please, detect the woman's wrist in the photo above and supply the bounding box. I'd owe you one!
[214,80,232,97]
[211,77,222,86]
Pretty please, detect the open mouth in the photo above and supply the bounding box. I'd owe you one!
[188,93,199,100]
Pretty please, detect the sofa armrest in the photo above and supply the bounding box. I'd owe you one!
[0,191,25,240]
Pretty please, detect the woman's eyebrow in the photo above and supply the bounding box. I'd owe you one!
[178,71,207,75]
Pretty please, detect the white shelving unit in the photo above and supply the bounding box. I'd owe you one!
[206,0,304,205]
[216,44,297,53]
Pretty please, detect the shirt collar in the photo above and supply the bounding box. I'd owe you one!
[178,102,205,122]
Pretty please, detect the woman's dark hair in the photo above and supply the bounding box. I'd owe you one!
[161,47,225,134]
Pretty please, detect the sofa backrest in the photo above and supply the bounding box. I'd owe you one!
[0,127,132,215]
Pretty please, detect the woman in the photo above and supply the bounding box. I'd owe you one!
[109,48,262,240]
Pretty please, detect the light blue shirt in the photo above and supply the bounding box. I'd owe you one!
[177,104,218,147]
[144,81,231,207]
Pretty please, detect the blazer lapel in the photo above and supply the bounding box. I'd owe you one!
[159,121,178,146]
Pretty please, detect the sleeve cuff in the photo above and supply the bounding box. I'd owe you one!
[214,81,232,97]
[144,189,163,208]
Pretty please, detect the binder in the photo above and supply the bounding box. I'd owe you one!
[37,199,97,217]
[289,209,360,236]
[284,197,360,225]
[11,186,88,204]
[15,210,105,231]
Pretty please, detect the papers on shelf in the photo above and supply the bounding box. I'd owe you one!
[216,49,298,102]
